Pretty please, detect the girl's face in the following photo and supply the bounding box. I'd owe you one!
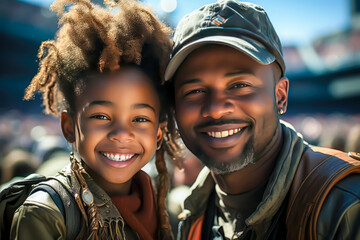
[63,67,161,190]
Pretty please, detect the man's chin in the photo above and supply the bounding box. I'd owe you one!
[206,160,254,175]
[201,148,255,175]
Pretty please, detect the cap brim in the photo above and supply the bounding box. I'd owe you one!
[165,35,276,81]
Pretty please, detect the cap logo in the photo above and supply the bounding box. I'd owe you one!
[212,15,226,26]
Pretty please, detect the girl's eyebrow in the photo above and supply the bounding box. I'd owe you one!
[87,100,113,109]
[86,101,155,113]
[132,103,156,113]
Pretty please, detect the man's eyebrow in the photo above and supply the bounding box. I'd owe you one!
[132,103,156,113]
[225,70,254,77]
[177,78,202,88]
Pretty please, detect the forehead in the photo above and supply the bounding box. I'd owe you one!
[174,45,254,77]
[76,67,160,109]
[173,44,280,85]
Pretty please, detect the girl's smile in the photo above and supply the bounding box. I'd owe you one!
[99,151,138,168]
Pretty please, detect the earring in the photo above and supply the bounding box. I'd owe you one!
[279,108,284,115]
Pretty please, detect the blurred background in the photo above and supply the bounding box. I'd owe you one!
[0,0,359,195]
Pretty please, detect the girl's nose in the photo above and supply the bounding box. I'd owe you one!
[108,125,135,143]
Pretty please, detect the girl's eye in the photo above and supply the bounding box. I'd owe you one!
[90,114,109,120]
[133,117,150,123]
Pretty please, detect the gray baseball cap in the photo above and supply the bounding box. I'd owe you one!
[165,0,285,81]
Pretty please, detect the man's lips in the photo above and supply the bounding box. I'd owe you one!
[197,122,249,139]
[195,123,249,149]
[204,127,243,138]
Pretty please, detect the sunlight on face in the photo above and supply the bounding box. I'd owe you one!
[174,45,279,174]
[73,67,161,187]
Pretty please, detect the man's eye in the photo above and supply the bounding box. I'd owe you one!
[230,83,248,89]
[90,115,109,120]
[184,89,205,97]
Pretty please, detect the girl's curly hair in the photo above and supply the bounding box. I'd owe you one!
[24,0,171,117]
[24,0,173,239]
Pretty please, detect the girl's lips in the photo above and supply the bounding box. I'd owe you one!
[99,151,138,168]
[100,152,135,161]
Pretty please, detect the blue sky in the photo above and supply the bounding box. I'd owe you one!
[21,0,351,46]
[146,0,351,46]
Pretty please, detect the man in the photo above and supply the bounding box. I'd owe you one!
[164,1,360,239]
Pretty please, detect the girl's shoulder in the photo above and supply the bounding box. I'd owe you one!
[11,192,66,239]
[9,172,72,240]
[11,168,82,239]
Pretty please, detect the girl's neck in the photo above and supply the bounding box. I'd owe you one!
[82,162,132,197]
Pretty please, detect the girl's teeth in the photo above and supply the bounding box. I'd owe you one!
[207,128,242,138]
[103,152,134,161]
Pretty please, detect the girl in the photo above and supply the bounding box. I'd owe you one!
[10,0,173,239]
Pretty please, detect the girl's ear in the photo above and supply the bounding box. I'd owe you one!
[275,77,289,114]
[61,111,75,143]
[156,127,163,150]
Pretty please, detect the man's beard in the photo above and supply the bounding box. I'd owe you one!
[199,137,255,175]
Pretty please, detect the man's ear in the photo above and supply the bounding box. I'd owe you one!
[156,127,163,150]
[61,111,75,143]
[275,77,289,114]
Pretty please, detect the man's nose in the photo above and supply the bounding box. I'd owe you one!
[201,92,234,119]
[108,123,135,143]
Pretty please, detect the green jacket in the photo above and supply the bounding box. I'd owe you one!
[177,122,360,240]
[10,164,140,240]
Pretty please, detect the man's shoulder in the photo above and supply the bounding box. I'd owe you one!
[291,145,360,208]
[302,145,359,163]
[285,145,360,239]
[317,173,360,240]
[293,145,360,191]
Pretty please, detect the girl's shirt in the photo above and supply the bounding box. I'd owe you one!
[10,164,158,240]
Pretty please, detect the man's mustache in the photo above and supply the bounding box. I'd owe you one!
[195,119,250,130]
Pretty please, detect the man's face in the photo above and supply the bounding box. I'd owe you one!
[173,45,286,174]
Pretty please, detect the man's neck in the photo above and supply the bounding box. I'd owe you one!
[212,124,283,195]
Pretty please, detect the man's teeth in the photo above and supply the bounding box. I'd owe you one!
[102,152,134,161]
[207,128,242,138]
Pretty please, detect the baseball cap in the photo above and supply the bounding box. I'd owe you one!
[165,0,285,81]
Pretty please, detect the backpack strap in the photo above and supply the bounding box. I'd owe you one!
[30,178,81,240]
[30,184,65,217]
[286,146,360,240]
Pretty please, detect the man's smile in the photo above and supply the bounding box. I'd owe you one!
[195,124,249,149]
[205,127,242,138]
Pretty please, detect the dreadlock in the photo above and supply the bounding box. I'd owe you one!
[24,0,173,239]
